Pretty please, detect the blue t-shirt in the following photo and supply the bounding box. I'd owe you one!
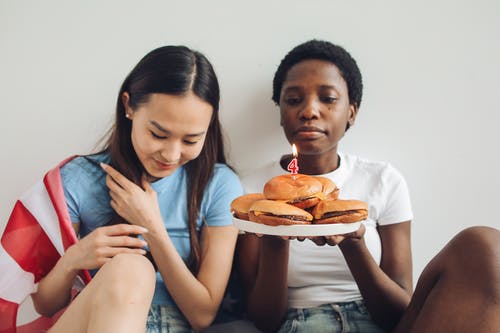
[60,152,243,305]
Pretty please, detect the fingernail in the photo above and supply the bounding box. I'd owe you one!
[100,162,107,169]
[139,227,149,233]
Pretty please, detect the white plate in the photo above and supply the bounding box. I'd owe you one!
[233,216,362,237]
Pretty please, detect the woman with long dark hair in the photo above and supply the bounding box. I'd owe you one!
[31,45,242,332]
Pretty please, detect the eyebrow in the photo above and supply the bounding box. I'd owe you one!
[283,84,338,92]
[150,120,206,137]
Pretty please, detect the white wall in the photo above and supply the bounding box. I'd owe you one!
[1,0,499,285]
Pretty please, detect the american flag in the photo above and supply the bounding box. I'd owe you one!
[0,157,91,333]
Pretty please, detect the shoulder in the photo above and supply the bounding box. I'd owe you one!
[201,164,243,221]
[342,153,405,182]
[207,164,243,196]
[60,153,109,188]
[61,152,109,175]
[212,163,241,184]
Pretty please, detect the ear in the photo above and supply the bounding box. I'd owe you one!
[347,103,359,127]
[122,92,133,119]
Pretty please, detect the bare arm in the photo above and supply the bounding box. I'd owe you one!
[102,164,238,331]
[144,225,238,331]
[31,223,148,316]
[237,234,289,333]
[339,221,412,331]
[31,223,81,316]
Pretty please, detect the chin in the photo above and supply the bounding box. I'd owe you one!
[294,143,326,155]
[145,165,179,180]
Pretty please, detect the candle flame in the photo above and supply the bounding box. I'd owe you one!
[292,144,298,158]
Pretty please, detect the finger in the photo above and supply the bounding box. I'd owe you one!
[106,174,126,196]
[102,223,148,236]
[101,163,134,190]
[142,175,154,192]
[325,236,341,246]
[101,246,147,258]
[344,224,365,238]
[94,257,112,269]
[109,198,125,217]
[255,233,264,238]
[309,236,327,246]
[106,235,148,249]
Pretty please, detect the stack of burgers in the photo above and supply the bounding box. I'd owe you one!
[231,174,368,226]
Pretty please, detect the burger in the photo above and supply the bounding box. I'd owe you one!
[248,199,313,226]
[230,193,266,220]
[315,176,339,200]
[312,199,368,224]
[263,174,324,209]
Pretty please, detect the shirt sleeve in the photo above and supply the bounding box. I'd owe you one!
[377,164,414,225]
[203,165,244,227]
[60,161,82,223]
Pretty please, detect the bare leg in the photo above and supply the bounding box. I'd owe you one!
[48,253,156,333]
[394,226,500,333]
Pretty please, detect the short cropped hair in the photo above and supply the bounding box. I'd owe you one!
[272,40,363,108]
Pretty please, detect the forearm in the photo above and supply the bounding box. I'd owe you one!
[31,251,79,317]
[246,236,289,333]
[144,228,223,330]
[340,239,411,330]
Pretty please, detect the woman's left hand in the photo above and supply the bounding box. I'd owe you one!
[101,163,162,231]
[308,223,366,246]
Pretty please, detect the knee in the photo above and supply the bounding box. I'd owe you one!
[446,226,500,293]
[95,253,156,304]
[450,226,499,260]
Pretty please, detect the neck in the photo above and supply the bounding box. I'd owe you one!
[280,151,340,175]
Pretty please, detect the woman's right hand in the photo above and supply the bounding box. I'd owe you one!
[308,223,366,247]
[63,224,148,271]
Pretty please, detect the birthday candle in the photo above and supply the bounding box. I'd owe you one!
[287,144,299,175]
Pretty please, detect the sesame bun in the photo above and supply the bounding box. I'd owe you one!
[230,193,266,220]
[263,174,324,209]
[312,199,368,224]
[248,199,313,226]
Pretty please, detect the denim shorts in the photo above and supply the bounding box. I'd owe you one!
[146,304,194,333]
[277,300,386,333]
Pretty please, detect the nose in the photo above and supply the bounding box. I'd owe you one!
[159,140,181,163]
[299,98,320,120]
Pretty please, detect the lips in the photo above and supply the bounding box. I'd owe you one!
[154,159,176,171]
[294,125,326,140]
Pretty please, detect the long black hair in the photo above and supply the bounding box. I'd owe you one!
[103,45,226,273]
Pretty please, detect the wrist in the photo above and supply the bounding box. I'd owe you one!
[261,235,289,255]
[60,246,79,276]
[262,235,289,247]
[142,225,168,244]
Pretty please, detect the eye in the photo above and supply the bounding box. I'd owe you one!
[150,131,167,139]
[321,96,338,104]
[183,140,199,146]
[284,96,302,105]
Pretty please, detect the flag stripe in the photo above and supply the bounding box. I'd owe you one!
[0,245,35,304]
[43,158,91,283]
[21,181,64,255]
[2,199,60,283]
[0,298,17,333]
[43,157,79,251]
[0,156,91,332]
